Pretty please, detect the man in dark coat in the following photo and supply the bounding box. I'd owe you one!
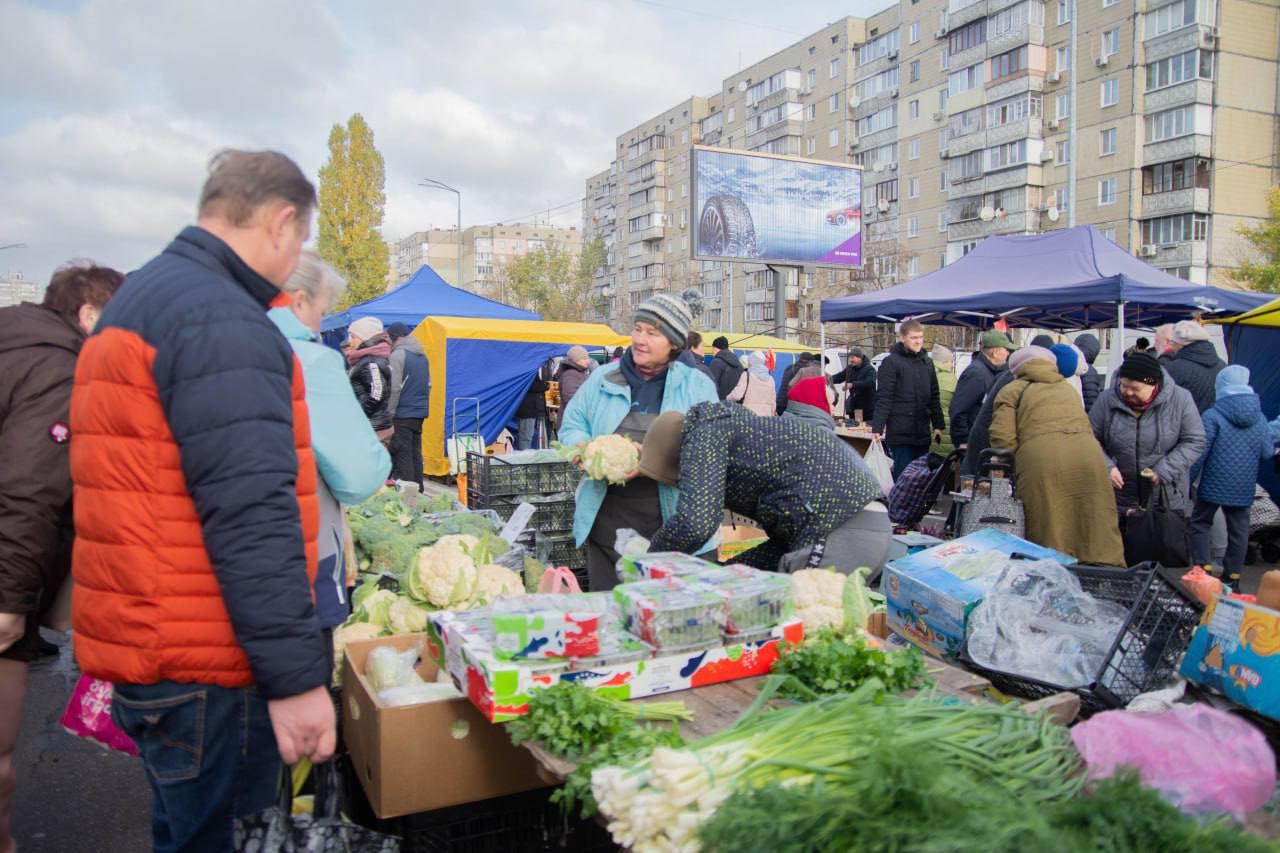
[707,335,744,399]
[554,346,593,429]
[1165,320,1225,413]
[679,331,716,383]
[1074,332,1104,413]
[345,316,395,442]
[949,330,1015,450]
[386,322,431,486]
[515,363,551,449]
[776,351,815,414]
[872,320,945,476]
[836,347,877,424]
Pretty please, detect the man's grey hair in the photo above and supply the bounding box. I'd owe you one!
[281,249,347,306]
[198,149,316,226]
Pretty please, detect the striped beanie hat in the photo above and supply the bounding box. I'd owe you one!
[634,293,693,349]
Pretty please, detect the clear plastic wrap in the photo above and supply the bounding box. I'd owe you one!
[965,560,1129,688]
[690,566,793,635]
[616,550,718,583]
[613,578,726,649]
[489,592,614,659]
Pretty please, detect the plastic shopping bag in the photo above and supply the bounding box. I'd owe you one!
[59,676,138,756]
[1071,704,1275,821]
[537,566,583,595]
[861,439,894,497]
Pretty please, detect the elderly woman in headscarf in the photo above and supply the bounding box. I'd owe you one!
[990,345,1126,565]
[727,350,777,416]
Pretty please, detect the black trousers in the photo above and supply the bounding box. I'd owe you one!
[388,417,424,487]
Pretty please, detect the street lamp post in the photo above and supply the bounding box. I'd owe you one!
[419,179,461,289]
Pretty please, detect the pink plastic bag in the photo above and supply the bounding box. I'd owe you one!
[1071,704,1273,820]
[59,676,138,756]
[536,566,583,595]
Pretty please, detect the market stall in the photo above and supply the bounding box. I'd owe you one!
[1216,296,1280,503]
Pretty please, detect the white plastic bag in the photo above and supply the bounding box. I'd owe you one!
[861,440,894,496]
[965,560,1128,688]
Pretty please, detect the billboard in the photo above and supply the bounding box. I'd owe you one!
[691,145,863,268]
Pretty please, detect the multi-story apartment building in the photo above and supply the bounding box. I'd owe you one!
[385,224,582,300]
[585,0,1279,339]
[0,271,41,307]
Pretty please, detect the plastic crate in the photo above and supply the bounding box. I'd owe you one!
[399,788,617,852]
[535,533,585,569]
[466,451,581,501]
[959,562,1202,716]
[474,495,576,534]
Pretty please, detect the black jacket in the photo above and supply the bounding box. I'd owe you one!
[649,402,881,570]
[775,359,812,414]
[349,338,394,432]
[708,349,745,400]
[516,369,550,419]
[678,349,716,384]
[949,351,1003,447]
[1074,333,1103,414]
[1165,340,1225,413]
[871,343,945,446]
[961,369,1018,475]
[835,359,877,420]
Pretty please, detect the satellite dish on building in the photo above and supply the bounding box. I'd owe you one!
[737,81,749,92]
[980,206,995,222]
[1047,207,1061,222]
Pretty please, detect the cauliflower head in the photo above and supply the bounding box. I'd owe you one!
[409,541,478,607]
[356,589,398,629]
[790,569,849,635]
[580,434,640,485]
[387,596,431,634]
[435,534,480,554]
[474,563,525,603]
[332,621,385,686]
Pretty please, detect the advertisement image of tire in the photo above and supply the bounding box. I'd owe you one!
[698,194,757,257]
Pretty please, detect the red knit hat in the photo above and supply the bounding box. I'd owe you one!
[787,376,831,411]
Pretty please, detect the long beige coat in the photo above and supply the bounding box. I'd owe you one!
[990,359,1126,566]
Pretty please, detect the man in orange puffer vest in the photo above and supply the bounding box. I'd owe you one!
[69,150,333,853]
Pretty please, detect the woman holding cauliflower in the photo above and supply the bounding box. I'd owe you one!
[559,294,718,591]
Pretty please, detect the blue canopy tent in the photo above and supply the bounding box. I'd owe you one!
[820,227,1270,330]
[320,265,538,341]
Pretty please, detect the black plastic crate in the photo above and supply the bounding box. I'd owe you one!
[466,452,581,501]
[960,562,1203,716]
[535,533,586,570]
[472,495,576,535]
[400,787,617,852]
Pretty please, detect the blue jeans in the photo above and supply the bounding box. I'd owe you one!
[517,417,539,450]
[888,444,929,480]
[112,682,280,853]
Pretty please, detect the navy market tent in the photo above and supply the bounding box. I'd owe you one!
[320,264,538,335]
[820,227,1270,330]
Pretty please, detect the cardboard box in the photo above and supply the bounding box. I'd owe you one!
[446,619,806,722]
[1181,596,1280,720]
[342,633,546,818]
[883,530,1078,660]
[717,525,768,562]
[885,532,945,564]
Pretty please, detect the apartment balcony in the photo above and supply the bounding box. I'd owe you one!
[857,126,899,150]
[626,248,664,268]
[852,88,899,115]
[628,224,666,243]
[628,200,665,219]
[946,130,987,157]
[632,146,667,167]
[701,127,723,146]
[1141,187,1211,218]
[988,23,1043,56]
[1144,240,1208,267]
[987,117,1043,146]
[983,164,1045,192]
[1143,79,1214,113]
[1144,22,1217,56]
[1143,133,1212,166]
[947,209,1038,241]
[946,87,985,117]
[949,44,987,74]
[755,86,805,114]
[743,287,773,304]
[986,73,1044,103]
[946,0,987,30]
[855,51,900,80]
[746,120,805,150]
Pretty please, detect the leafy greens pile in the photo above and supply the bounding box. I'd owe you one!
[771,630,931,700]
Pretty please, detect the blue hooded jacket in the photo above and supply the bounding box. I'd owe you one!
[1191,366,1272,507]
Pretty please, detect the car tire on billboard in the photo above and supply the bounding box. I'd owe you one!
[698,194,757,258]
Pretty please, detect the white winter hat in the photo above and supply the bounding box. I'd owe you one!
[347,316,384,344]
[1172,320,1209,345]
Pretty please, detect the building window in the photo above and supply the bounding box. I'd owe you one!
[746,69,804,105]
[949,20,986,55]
[1056,46,1071,75]
[1100,127,1117,156]
[830,56,840,78]
[939,87,950,110]
[948,62,985,97]
[908,177,920,198]
[909,137,921,160]
[857,29,900,65]
[870,179,900,207]
[829,127,840,147]
[909,99,920,119]
[949,105,983,138]
[939,169,948,191]
[854,141,899,169]
[910,60,921,82]
[1102,28,1120,58]
[1055,93,1070,120]
[807,68,817,89]
[1145,105,1194,142]
[748,101,804,133]
[856,104,898,136]
[1054,187,1070,208]
[1056,140,1070,163]
[987,139,1028,171]
[1057,0,1071,25]
[1142,213,1208,244]
[829,92,841,113]
[1101,78,1119,107]
[938,211,948,231]
[988,44,1027,81]
[940,48,950,71]
[1142,157,1210,194]
[910,21,920,43]
[907,256,919,277]
[1098,178,1117,205]
[854,66,900,101]
[908,216,920,237]
[1103,0,1118,6]
[951,150,985,182]
[807,136,817,154]
[807,103,817,121]
[1146,49,1213,91]
[727,106,735,123]
[1102,227,1117,242]
[1146,0,1197,40]
[699,112,724,136]
[986,93,1041,128]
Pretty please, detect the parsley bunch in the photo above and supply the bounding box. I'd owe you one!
[772,630,931,700]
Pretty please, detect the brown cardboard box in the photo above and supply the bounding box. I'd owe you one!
[717,524,767,562]
[342,633,546,818]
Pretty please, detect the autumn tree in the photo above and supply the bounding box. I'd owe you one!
[500,236,607,321]
[1233,186,1280,293]
[317,114,390,309]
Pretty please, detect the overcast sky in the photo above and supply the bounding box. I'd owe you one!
[1,0,888,284]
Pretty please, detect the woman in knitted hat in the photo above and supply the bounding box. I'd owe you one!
[991,345,1125,565]
[558,293,718,590]
[1089,351,1206,554]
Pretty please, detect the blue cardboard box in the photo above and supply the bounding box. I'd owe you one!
[883,530,1078,660]
[1181,596,1280,720]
